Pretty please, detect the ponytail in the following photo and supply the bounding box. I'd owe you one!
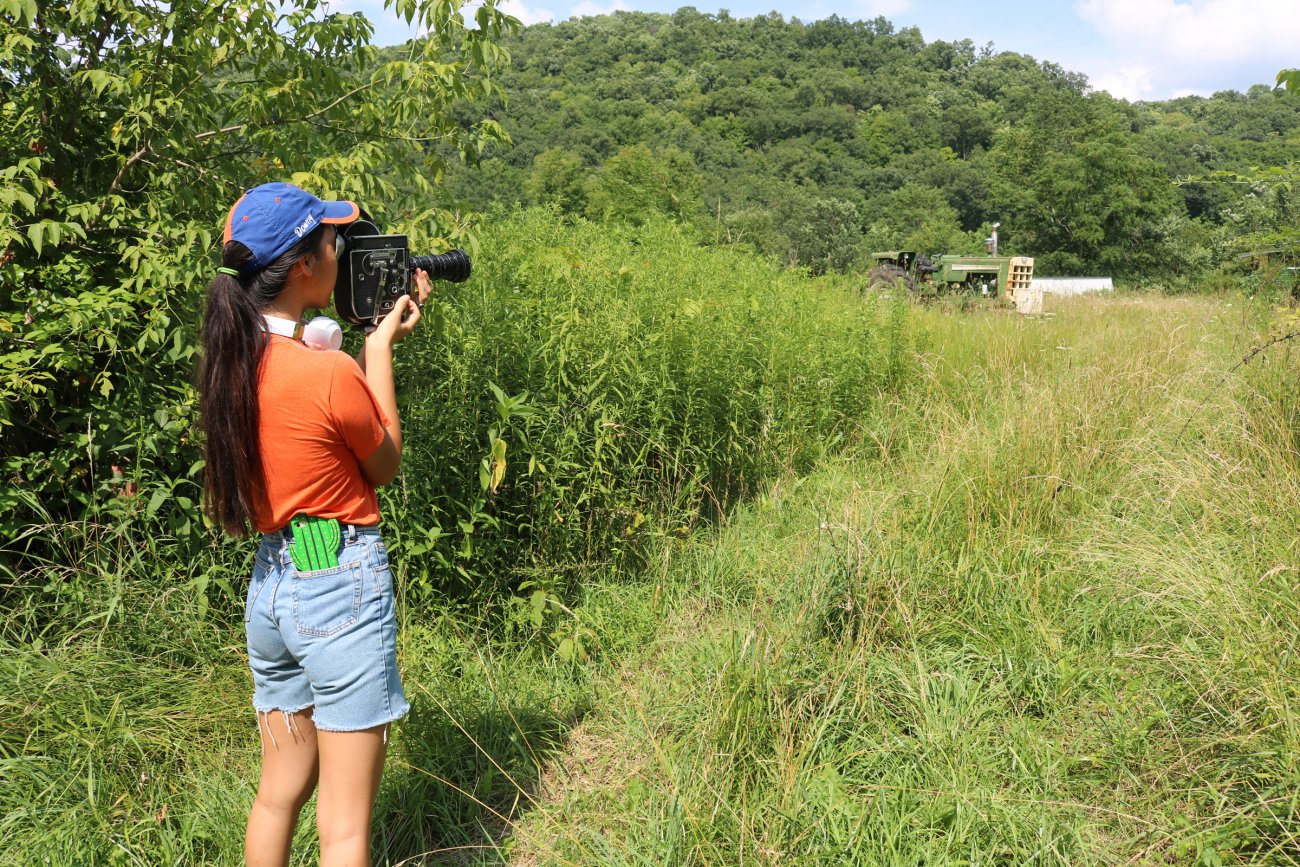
[198,227,326,536]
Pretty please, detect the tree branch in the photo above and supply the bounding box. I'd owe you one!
[108,144,150,194]
[144,155,243,189]
[193,83,376,142]
[108,81,377,193]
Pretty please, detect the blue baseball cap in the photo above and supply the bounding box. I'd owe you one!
[222,182,359,272]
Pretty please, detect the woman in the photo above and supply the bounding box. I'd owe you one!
[198,182,430,867]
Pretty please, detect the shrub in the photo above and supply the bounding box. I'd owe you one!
[0,0,515,585]
[386,207,911,603]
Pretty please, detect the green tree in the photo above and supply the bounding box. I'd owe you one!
[857,108,915,166]
[437,11,1293,280]
[862,183,967,254]
[585,144,703,224]
[989,102,1179,276]
[775,191,862,274]
[936,95,999,159]
[1190,69,1300,260]
[0,0,515,546]
[526,146,589,212]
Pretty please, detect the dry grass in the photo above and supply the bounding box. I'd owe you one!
[505,293,1300,865]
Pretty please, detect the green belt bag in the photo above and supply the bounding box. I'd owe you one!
[288,514,342,572]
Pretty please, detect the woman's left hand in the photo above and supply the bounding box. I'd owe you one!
[413,269,432,305]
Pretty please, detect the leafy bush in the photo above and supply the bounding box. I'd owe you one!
[4,201,908,638]
[0,205,910,859]
[385,208,910,604]
[0,0,515,582]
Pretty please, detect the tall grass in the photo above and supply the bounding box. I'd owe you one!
[506,294,1300,865]
[10,256,1295,863]
[389,207,908,602]
[0,208,908,864]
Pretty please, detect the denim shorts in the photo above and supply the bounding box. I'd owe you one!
[245,523,410,732]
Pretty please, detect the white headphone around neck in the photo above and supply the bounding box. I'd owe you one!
[261,314,343,351]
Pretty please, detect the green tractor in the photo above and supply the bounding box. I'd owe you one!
[868,227,1035,306]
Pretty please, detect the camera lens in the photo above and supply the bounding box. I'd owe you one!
[410,250,471,283]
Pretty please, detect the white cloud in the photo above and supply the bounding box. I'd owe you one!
[854,0,911,16]
[1073,0,1300,99]
[438,0,557,27]
[495,0,556,25]
[568,0,627,18]
[342,0,557,42]
[1088,63,1154,102]
[333,0,396,18]
[1077,0,1300,63]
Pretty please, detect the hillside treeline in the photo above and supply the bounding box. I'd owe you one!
[435,10,1300,281]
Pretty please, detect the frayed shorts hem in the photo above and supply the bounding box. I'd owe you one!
[251,703,409,733]
[253,701,316,715]
[311,707,410,733]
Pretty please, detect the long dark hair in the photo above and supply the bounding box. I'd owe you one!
[198,226,326,536]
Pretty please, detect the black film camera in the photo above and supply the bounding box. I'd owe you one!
[334,213,472,327]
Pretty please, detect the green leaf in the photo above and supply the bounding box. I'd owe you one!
[146,491,167,518]
[556,637,574,662]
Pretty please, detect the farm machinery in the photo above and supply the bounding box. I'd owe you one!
[868,225,1035,308]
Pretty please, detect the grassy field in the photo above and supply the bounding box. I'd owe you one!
[0,213,906,865]
[5,289,1299,864]
[501,293,1300,865]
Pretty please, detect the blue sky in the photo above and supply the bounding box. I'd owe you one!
[350,0,1298,102]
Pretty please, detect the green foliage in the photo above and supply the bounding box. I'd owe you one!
[8,272,1300,861]
[384,208,908,603]
[0,0,516,566]
[506,293,1300,866]
[0,206,911,859]
[990,107,1180,275]
[772,192,862,274]
[4,10,1300,860]
[862,182,970,255]
[583,144,703,225]
[525,146,588,213]
[2,195,909,644]
[442,11,1300,281]
[1174,71,1299,270]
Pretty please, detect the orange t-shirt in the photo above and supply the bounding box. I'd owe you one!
[252,335,391,534]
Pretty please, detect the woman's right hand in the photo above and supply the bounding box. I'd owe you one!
[369,293,422,349]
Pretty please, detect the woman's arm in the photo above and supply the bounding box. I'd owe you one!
[356,338,401,486]
[353,271,431,486]
[357,332,402,452]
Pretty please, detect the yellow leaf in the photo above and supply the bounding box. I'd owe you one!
[489,437,506,492]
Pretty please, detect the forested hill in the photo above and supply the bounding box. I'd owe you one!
[432,9,1300,281]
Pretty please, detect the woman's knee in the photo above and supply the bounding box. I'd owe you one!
[254,774,317,816]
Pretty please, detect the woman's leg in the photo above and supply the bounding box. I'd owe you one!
[315,724,389,867]
[246,708,320,867]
